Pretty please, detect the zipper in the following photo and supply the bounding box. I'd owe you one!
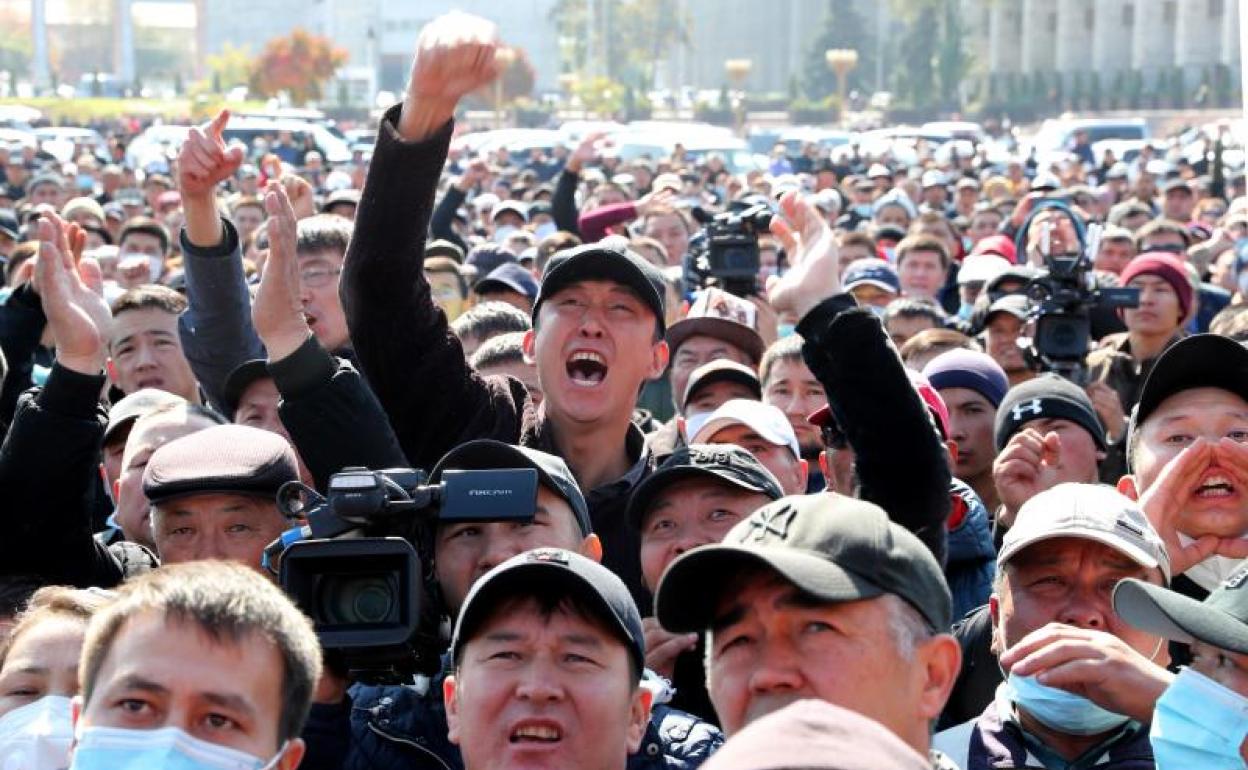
[366,722,454,770]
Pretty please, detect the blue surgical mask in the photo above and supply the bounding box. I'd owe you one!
[854,203,872,218]
[1151,667,1248,770]
[956,302,975,321]
[866,303,887,320]
[533,221,557,241]
[71,725,286,770]
[776,322,797,339]
[1006,673,1131,736]
[0,695,74,770]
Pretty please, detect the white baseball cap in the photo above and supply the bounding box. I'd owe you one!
[688,399,801,460]
[957,254,1012,286]
[999,483,1171,582]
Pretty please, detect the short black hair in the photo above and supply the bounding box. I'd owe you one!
[470,331,526,369]
[883,297,947,327]
[296,214,353,257]
[450,301,532,344]
[118,216,170,255]
[111,284,187,317]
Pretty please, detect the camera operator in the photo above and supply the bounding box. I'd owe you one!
[300,438,722,770]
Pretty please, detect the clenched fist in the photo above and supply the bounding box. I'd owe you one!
[399,12,503,142]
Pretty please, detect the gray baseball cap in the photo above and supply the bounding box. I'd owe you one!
[1114,562,1248,655]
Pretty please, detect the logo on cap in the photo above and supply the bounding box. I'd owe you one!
[746,504,797,543]
[1227,565,1248,591]
[527,548,570,565]
[1011,398,1044,422]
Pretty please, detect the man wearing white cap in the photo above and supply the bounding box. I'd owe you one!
[688,399,807,496]
[935,483,1174,769]
[955,253,1012,322]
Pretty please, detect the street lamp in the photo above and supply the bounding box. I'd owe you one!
[825,48,859,120]
[493,47,517,129]
[724,58,752,136]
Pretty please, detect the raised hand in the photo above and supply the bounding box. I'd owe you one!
[34,213,112,375]
[179,110,245,201]
[281,174,317,221]
[1130,439,1226,577]
[252,182,312,362]
[399,12,502,141]
[993,428,1064,528]
[641,617,697,681]
[767,191,841,319]
[566,131,607,174]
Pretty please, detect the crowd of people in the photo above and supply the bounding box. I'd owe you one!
[1,10,1247,770]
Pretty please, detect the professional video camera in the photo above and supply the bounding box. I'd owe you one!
[264,466,538,683]
[684,202,774,297]
[1023,221,1139,384]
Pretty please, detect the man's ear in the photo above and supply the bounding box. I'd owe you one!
[521,329,537,363]
[915,635,962,722]
[648,340,670,380]
[988,593,1003,657]
[278,738,306,770]
[626,686,655,754]
[797,458,809,492]
[443,675,461,745]
[817,450,831,490]
[580,533,603,563]
[1117,475,1139,501]
[105,358,118,384]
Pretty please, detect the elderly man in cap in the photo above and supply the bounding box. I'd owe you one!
[1117,334,1248,600]
[654,493,963,764]
[445,550,656,770]
[935,483,1174,769]
[1114,563,1248,768]
[689,399,808,496]
[628,444,784,722]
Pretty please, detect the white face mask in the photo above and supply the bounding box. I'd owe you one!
[493,224,518,244]
[0,695,74,770]
[533,221,557,241]
[70,725,287,770]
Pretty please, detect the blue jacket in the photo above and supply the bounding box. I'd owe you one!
[302,671,723,770]
[945,479,997,622]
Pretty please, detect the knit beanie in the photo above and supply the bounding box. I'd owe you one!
[994,374,1107,451]
[1119,252,1194,323]
[922,349,1010,408]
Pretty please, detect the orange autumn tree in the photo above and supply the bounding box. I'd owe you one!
[248,28,347,105]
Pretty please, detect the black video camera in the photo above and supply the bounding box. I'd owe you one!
[684,203,773,297]
[1024,222,1138,384]
[266,466,538,683]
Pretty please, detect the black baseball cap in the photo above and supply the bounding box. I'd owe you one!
[995,373,1106,452]
[221,359,272,418]
[682,359,762,410]
[474,262,539,301]
[451,548,645,672]
[627,443,783,530]
[536,243,667,333]
[1127,334,1248,461]
[655,493,951,633]
[1114,562,1248,655]
[143,424,298,504]
[430,439,591,536]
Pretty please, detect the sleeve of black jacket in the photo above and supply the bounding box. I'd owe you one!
[339,104,530,472]
[797,295,950,566]
[269,336,409,491]
[0,284,48,427]
[0,363,124,588]
[552,167,582,236]
[299,698,351,770]
[428,184,468,254]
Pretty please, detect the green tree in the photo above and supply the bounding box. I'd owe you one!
[801,0,874,99]
[891,1,938,110]
[205,43,253,93]
[248,28,347,106]
[549,0,690,90]
[935,0,967,110]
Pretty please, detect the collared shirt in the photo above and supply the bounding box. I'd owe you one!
[934,685,1154,770]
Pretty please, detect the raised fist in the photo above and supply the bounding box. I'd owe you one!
[408,12,502,108]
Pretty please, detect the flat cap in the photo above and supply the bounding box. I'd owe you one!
[143,424,298,504]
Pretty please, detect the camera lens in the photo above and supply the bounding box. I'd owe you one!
[317,574,398,626]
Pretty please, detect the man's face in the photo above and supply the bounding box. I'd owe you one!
[1095,239,1134,274]
[119,231,164,260]
[114,415,215,548]
[109,308,199,402]
[0,615,84,718]
[1022,417,1102,483]
[763,358,826,458]
[445,600,650,770]
[886,315,937,348]
[638,479,770,590]
[922,186,946,208]
[296,249,349,351]
[233,205,265,241]
[529,280,667,427]
[28,182,63,208]
[152,493,287,570]
[1134,388,1248,539]
[969,212,1002,243]
[686,380,756,418]
[1123,274,1183,335]
[1190,641,1248,699]
[940,387,997,480]
[1163,189,1195,222]
[708,572,925,740]
[706,424,806,496]
[992,538,1163,660]
[77,611,295,764]
[435,487,592,614]
[848,284,896,309]
[427,270,467,321]
[643,212,688,265]
[897,250,944,300]
[984,313,1027,374]
[875,205,910,229]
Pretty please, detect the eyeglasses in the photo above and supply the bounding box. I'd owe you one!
[299,267,342,288]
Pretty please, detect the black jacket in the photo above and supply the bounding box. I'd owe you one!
[796,295,951,565]
[339,105,653,610]
[0,364,132,588]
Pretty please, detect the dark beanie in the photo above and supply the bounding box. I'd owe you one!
[922,349,1010,407]
[995,374,1107,451]
[1119,252,1194,322]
